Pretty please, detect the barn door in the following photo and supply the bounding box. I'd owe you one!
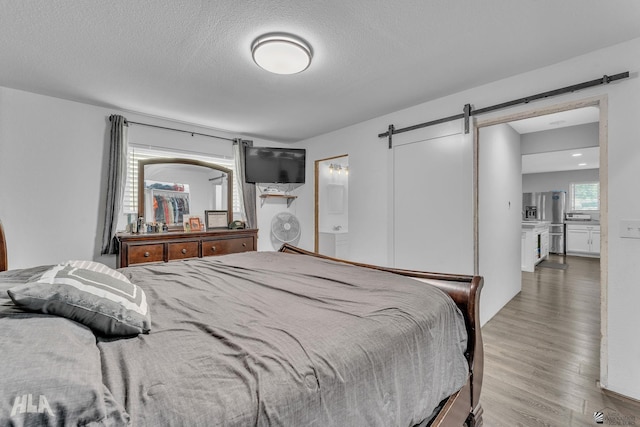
[392,121,473,274]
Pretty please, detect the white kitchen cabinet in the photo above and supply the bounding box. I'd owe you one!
[566,228,590,252]
[521,231,529,271]
[566,224,600,257]
[591,229,600,252]
[541,229,550,260]
[521,222,550,272]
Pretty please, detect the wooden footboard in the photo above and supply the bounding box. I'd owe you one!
[0,219,7,273]
[279,244,484,427]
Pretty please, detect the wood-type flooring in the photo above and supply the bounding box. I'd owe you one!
[480,255,640,426]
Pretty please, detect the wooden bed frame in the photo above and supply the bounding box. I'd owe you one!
[279,244,484,427]
[0,220,7,273]
[0,219,482,426]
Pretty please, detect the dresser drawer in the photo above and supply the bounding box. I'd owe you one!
[128,244,164,265]
[117,229,258,267]
[168,241,199,260]
[202,236,254,257]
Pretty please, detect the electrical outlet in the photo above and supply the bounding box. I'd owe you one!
[620,220,640,239]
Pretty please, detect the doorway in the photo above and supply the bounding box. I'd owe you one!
[475,95,609,387]
[314,155,349,258]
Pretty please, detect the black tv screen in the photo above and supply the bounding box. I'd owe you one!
[244,147,306,184]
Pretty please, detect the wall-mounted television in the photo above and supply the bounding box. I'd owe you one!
[244,146,306,184]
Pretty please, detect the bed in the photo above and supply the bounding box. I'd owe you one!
[0,219,483,426]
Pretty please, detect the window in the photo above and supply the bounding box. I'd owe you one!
[123,145,240,217]
[570,181,599,211]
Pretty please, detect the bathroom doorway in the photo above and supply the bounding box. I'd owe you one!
[314,155,349,258]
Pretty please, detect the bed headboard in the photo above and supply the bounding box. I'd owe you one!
[0,219,7,272]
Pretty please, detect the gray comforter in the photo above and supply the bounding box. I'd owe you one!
[1,251,469,426]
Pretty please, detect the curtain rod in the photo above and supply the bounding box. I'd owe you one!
[126,120,236,142]
[378,71,630,145]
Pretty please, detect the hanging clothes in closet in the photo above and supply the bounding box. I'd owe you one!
[152,191,190,225]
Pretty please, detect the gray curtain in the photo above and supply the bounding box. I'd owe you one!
[233,139,257,229]
[101,115,128,254]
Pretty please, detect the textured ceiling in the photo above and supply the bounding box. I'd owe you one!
[1,1,640,142]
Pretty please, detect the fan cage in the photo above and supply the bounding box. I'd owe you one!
[271,213,301,243]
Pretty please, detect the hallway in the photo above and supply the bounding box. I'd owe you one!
[480,255,640,426]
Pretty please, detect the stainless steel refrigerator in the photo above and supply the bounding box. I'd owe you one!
[522,191,566,254]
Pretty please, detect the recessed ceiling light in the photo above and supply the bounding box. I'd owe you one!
[251,33,312,75]
[572,153,583,157]
[578,163,587,166]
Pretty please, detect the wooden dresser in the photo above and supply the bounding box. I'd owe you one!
[117,229,258,268]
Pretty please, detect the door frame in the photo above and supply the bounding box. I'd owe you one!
[472,94,609,386]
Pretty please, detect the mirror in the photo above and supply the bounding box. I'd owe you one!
[315,155,349,258]
[138,158,233,230]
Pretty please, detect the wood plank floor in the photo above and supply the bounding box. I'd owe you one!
[480,255,640,426]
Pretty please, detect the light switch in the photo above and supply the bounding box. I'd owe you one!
[620,220,640,239]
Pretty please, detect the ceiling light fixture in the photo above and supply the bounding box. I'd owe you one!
[578,163,587,166]
[572,153,583,157]
[251,33,312,75]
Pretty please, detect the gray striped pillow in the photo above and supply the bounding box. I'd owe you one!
[7,265,150,337]
[63,260,130,283]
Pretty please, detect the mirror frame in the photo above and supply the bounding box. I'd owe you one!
[138,158,233,230]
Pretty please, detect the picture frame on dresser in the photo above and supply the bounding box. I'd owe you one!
[205,210,228,230]
[188,217,202,232]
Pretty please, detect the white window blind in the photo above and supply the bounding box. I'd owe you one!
[569,181,599,211]
[124,145,240,216]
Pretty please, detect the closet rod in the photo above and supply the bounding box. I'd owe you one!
[378,71,629,141]
[127,120,236,142]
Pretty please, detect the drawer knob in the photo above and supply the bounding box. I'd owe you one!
[144,252,150,257]
[242,243,247,247]
[181,248,187,254]
[211,246,216,252]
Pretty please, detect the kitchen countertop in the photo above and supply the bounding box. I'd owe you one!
[565,220,600,226]
[521,221,550,229]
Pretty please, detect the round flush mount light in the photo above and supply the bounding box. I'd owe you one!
[251,33,312,75]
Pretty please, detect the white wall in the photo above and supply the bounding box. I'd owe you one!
[521,122,599,154]
[0,87,283,267]
[478,124,523,325]
[297,126,390,266]
[296,37,640,400]
[256,188,306,251]
[0,88,110,268]
[128,122,234,158]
